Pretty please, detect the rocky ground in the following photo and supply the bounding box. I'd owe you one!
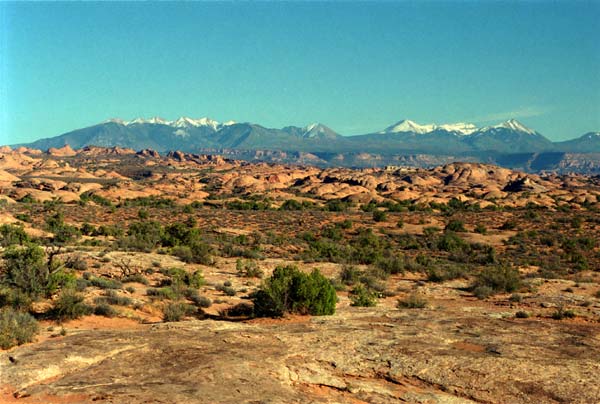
[1,146,599,403]
[2,291,599,404]
[1,145,599,210]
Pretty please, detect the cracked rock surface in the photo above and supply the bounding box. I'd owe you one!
[2,304,599,403]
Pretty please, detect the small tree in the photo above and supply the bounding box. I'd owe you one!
[252,265,337,317]
[2,244,48,298]
[1,244,74,300]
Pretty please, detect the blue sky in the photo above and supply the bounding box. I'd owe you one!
[1,1,599,144]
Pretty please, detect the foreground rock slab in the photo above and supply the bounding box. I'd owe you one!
[2,305,599,404]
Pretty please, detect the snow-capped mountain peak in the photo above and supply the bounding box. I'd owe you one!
[111,116,228,131]
[382,120,477,135]
[487,119,537,135]
[303,123,326,136]
[383,120,435,134]
[146,117,167,125]
[301,123,338,138]
[304,123,320,132]
[437,123,478,135]
[106,118,125,125]
[171,117,220,130]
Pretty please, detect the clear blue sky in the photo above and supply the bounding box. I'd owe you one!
[1,1,599,144]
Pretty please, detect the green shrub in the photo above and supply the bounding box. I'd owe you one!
[50,289,93,321]
[0,224,30,247]
[252,265,337,317]
[339,265,361,286]
[349,284,377,307]
[118,221,164,252]
[146,287,178,300]
[303,239,352,263]
[94,303,118,317]
[397,293,427,309]
[445,220,466,232]
[65,254,88,271]
[45,268,77,296]
[376,254,405,275]
[372,210,387,222]
[426,264,468,282]
[473,285,494,299]
[14,213,31,223]
[339,219,353,229]
[172,241,213,265]
[509,293,523,303]
[359,273,387,293]
[163,268,205,289]
[552,307,575,320]
[500,220,517,230]
[216,284,236,296]
[0,308,39,349]
[219,302,254,317]
[162,302,195,322]
[45,212,80,244]
[89,276,122,290]
[437,232,467,252]
[515,310,529,318]
[324,200,350,212]
[80,222,96,236]
[0,288,32,311]
[189,295,212,308]
[80,191,114,207]
[474,224,487,234]
[236,259,263,278]
[279,199,303,211]
[121,273,149,285]
[472,266,521,297]
[93,290,132,306]
[350,229,387,265]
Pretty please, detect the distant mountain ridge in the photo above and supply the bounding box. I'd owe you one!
[11,116,600,158]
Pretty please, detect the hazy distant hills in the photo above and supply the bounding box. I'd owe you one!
[554,132,600,153]
[11,117,600,173]
[18,117,598,156]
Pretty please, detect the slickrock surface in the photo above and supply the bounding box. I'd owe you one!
[2,303,599,404]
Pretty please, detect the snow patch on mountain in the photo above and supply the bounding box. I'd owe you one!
[108,116,235,131]
[382,119,541,136]
[173,129,189,137]
[382,120,477,135]
[482,119,537,135]
[303,123,326,137]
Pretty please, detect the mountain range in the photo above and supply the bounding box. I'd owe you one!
[9,117,600,171]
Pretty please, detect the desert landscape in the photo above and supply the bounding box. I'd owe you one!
[0,146,599,403]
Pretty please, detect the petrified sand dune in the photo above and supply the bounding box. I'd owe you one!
[0,169,20,184]
[47,144,77,157]
[0,149,598,210]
